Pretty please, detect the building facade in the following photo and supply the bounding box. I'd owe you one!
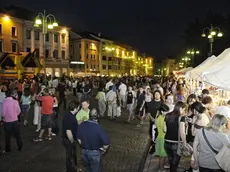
[162,58,178,76]
[23,20,70,77]
[0,6,70,78]
[69,32,154,76]
[69,32,100,75]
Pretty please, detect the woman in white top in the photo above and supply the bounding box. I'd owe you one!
[191,102,211,136]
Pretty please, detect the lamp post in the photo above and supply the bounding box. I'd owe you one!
[187,49,200,66]
[182,57,191,68]
[35,10,58,81]
[201,25,223,56]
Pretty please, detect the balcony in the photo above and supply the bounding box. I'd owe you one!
[46,57,69,66]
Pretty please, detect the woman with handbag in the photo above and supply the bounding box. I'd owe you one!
[192,114,230,172]
[164,101,187,172]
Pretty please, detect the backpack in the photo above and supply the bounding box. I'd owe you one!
[127,91,133,104]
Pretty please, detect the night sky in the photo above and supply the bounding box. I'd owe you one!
[1,0,230,60]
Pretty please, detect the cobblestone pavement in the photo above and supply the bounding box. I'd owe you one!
[143,148,191,172]
[0,95,149,172]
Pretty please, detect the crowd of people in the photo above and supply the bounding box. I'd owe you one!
[0,74,230,172]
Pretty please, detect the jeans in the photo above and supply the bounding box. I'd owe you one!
[52,108,59,134]
[59,96,67,109]
[82,149,101,172]
[62,138,77,172]
[164,141,181,172]
[4,121,23,152]
[199,167,224,172]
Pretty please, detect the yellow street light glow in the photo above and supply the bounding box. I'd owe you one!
[61,29,67,33]
[35,19,42,25]
[208,35,212,39]
[111,48,115,51]
[48,24,54,29]
[196,51,200,54]
[53,22,58,27]
[191,51,195,55]
[211,31,216,36]
[187,51,191,54]
[217,32,223,37]
[182,58,185,61]
[4,15,10,21]
[201,33,206,37]
[164,68,166,71]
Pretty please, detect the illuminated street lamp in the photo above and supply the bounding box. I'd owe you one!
[201,25,223,56]
[35,10,58,80]
[186,48,200,66]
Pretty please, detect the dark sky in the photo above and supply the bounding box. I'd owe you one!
[1,0,230,60]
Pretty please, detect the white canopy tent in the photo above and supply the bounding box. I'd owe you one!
[187,55,216,81]
[202,48,230,91]
[200,48,230,79]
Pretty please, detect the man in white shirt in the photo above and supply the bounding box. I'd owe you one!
[105,79,114,92]
[72,80,77,96]
[52,77,59,89]
[105,86,117,119]
[118,81,127,108]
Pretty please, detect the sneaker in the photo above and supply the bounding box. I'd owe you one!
[164,165,170,169]
[136,124,142,127]
[36,128,41,132]
[2,150,11,154]
[23,121,28,126]
[45,137,52,141]
[51,133,56,136]
[33,137,43,142]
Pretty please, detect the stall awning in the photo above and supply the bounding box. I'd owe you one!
[21,50,42,68]
[0,52,16,68]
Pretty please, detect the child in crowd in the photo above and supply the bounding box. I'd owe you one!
[21,88,31,126]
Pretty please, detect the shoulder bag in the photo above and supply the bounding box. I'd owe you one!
[177,116,193,157]
[202,128,230,171]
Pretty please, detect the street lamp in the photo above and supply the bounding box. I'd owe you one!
[34,10,58,81]
[182,57,191,67]
[186,48,200,66]
[201,25,223,56]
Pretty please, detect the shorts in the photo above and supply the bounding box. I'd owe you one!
[41,114,53,129]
